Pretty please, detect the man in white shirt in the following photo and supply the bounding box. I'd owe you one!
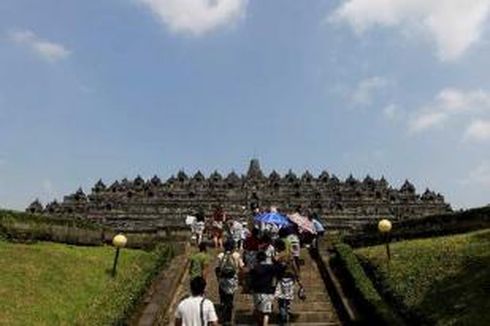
[175,276,218,326]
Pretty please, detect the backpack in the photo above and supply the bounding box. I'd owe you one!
[281,255,297,279]
[215,253,236,279]
[288,235,301,257]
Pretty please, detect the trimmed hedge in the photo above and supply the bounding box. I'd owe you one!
[0,209,189,248]
[0,209,105,245]
[344,206,490,248]
[0,209,104,229]
[334,243,405,325]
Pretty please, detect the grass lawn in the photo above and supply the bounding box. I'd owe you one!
[0,240,169,325]
[356,229,490,326]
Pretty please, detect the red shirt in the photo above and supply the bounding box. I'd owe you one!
[244,234,260,251]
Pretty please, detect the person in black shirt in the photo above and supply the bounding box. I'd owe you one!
[249,251,279,326]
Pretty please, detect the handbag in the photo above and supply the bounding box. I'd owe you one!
[297,285,306,301]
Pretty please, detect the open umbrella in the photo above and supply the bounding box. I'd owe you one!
[254,211,291,227]
[287,213,316,234]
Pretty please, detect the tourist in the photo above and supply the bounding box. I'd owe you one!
[280,226,302,272]
[310,212,325,250]
[174,276,218,326]
[189,242,210,281]
[274,239,301,326]
[216,240,244,325]
[243,227,260,268]
[212,207,226,249]
[229,218,243,250]
[240,221,250,251]
[259,234,275,265]
[192,212,206,246]
[249,251,279,326]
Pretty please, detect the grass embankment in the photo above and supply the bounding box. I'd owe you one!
[356,229,490,325]
[335,243,404,325]
[0,240,172,325]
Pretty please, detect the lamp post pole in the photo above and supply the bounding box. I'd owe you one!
[384,233,391,261]
[111,234,127,277]
[111,247,120,277]
[378,219,392,261]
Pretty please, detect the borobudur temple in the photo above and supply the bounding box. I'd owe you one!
[27,159,451,233]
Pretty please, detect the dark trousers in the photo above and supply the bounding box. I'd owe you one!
[278,298,291,325]
[219,288,234,324]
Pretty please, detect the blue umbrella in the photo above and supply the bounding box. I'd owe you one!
[254,212,291,227]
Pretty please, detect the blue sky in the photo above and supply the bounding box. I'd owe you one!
[1,0,490,210]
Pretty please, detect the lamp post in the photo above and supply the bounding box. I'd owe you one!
[111,234,127,277]
[378,219,392,261]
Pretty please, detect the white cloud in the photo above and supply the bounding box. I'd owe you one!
[409,111,448,133]
[464,119,490,141]
[409,88,490,134]
[462,161,490,186]
[383,103,404,121]
[138,0,248,36]
[9,29,70,62]
[331,0,490,61]
[351,76,389,106]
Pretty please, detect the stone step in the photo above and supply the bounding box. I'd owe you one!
[234,308,336,317]
[234,301,334,313]
[234,311,335,324]
[236,293,331,303]
[236,322,340,326]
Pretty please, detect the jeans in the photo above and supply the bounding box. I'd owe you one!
[278,298,291,325]
[219,288,234,325]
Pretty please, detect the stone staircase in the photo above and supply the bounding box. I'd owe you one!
[233,253,340,325]
[166,247,341,326]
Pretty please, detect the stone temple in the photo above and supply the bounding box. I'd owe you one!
[27,159,451,233]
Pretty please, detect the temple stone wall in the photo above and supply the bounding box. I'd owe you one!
[27,159,452,233]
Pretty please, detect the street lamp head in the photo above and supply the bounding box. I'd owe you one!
[378,219,392,233]
[112,234,127,248]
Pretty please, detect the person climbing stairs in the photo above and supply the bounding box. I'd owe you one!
[233,252,341,325]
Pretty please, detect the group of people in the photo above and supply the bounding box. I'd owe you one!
[175,206,325,326]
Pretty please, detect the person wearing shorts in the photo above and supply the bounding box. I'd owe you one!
[274,239,301,325]
[212,207,226,249]
[192,212,206,246]
[249,251,279,326]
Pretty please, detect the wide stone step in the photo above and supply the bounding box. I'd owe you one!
[234,311,336,324]
[236,292,331,303]
[235,302,335,314]
[236,323,340,326]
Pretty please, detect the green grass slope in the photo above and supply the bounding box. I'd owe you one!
[356,229,490,325]
[0,240,171,325]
